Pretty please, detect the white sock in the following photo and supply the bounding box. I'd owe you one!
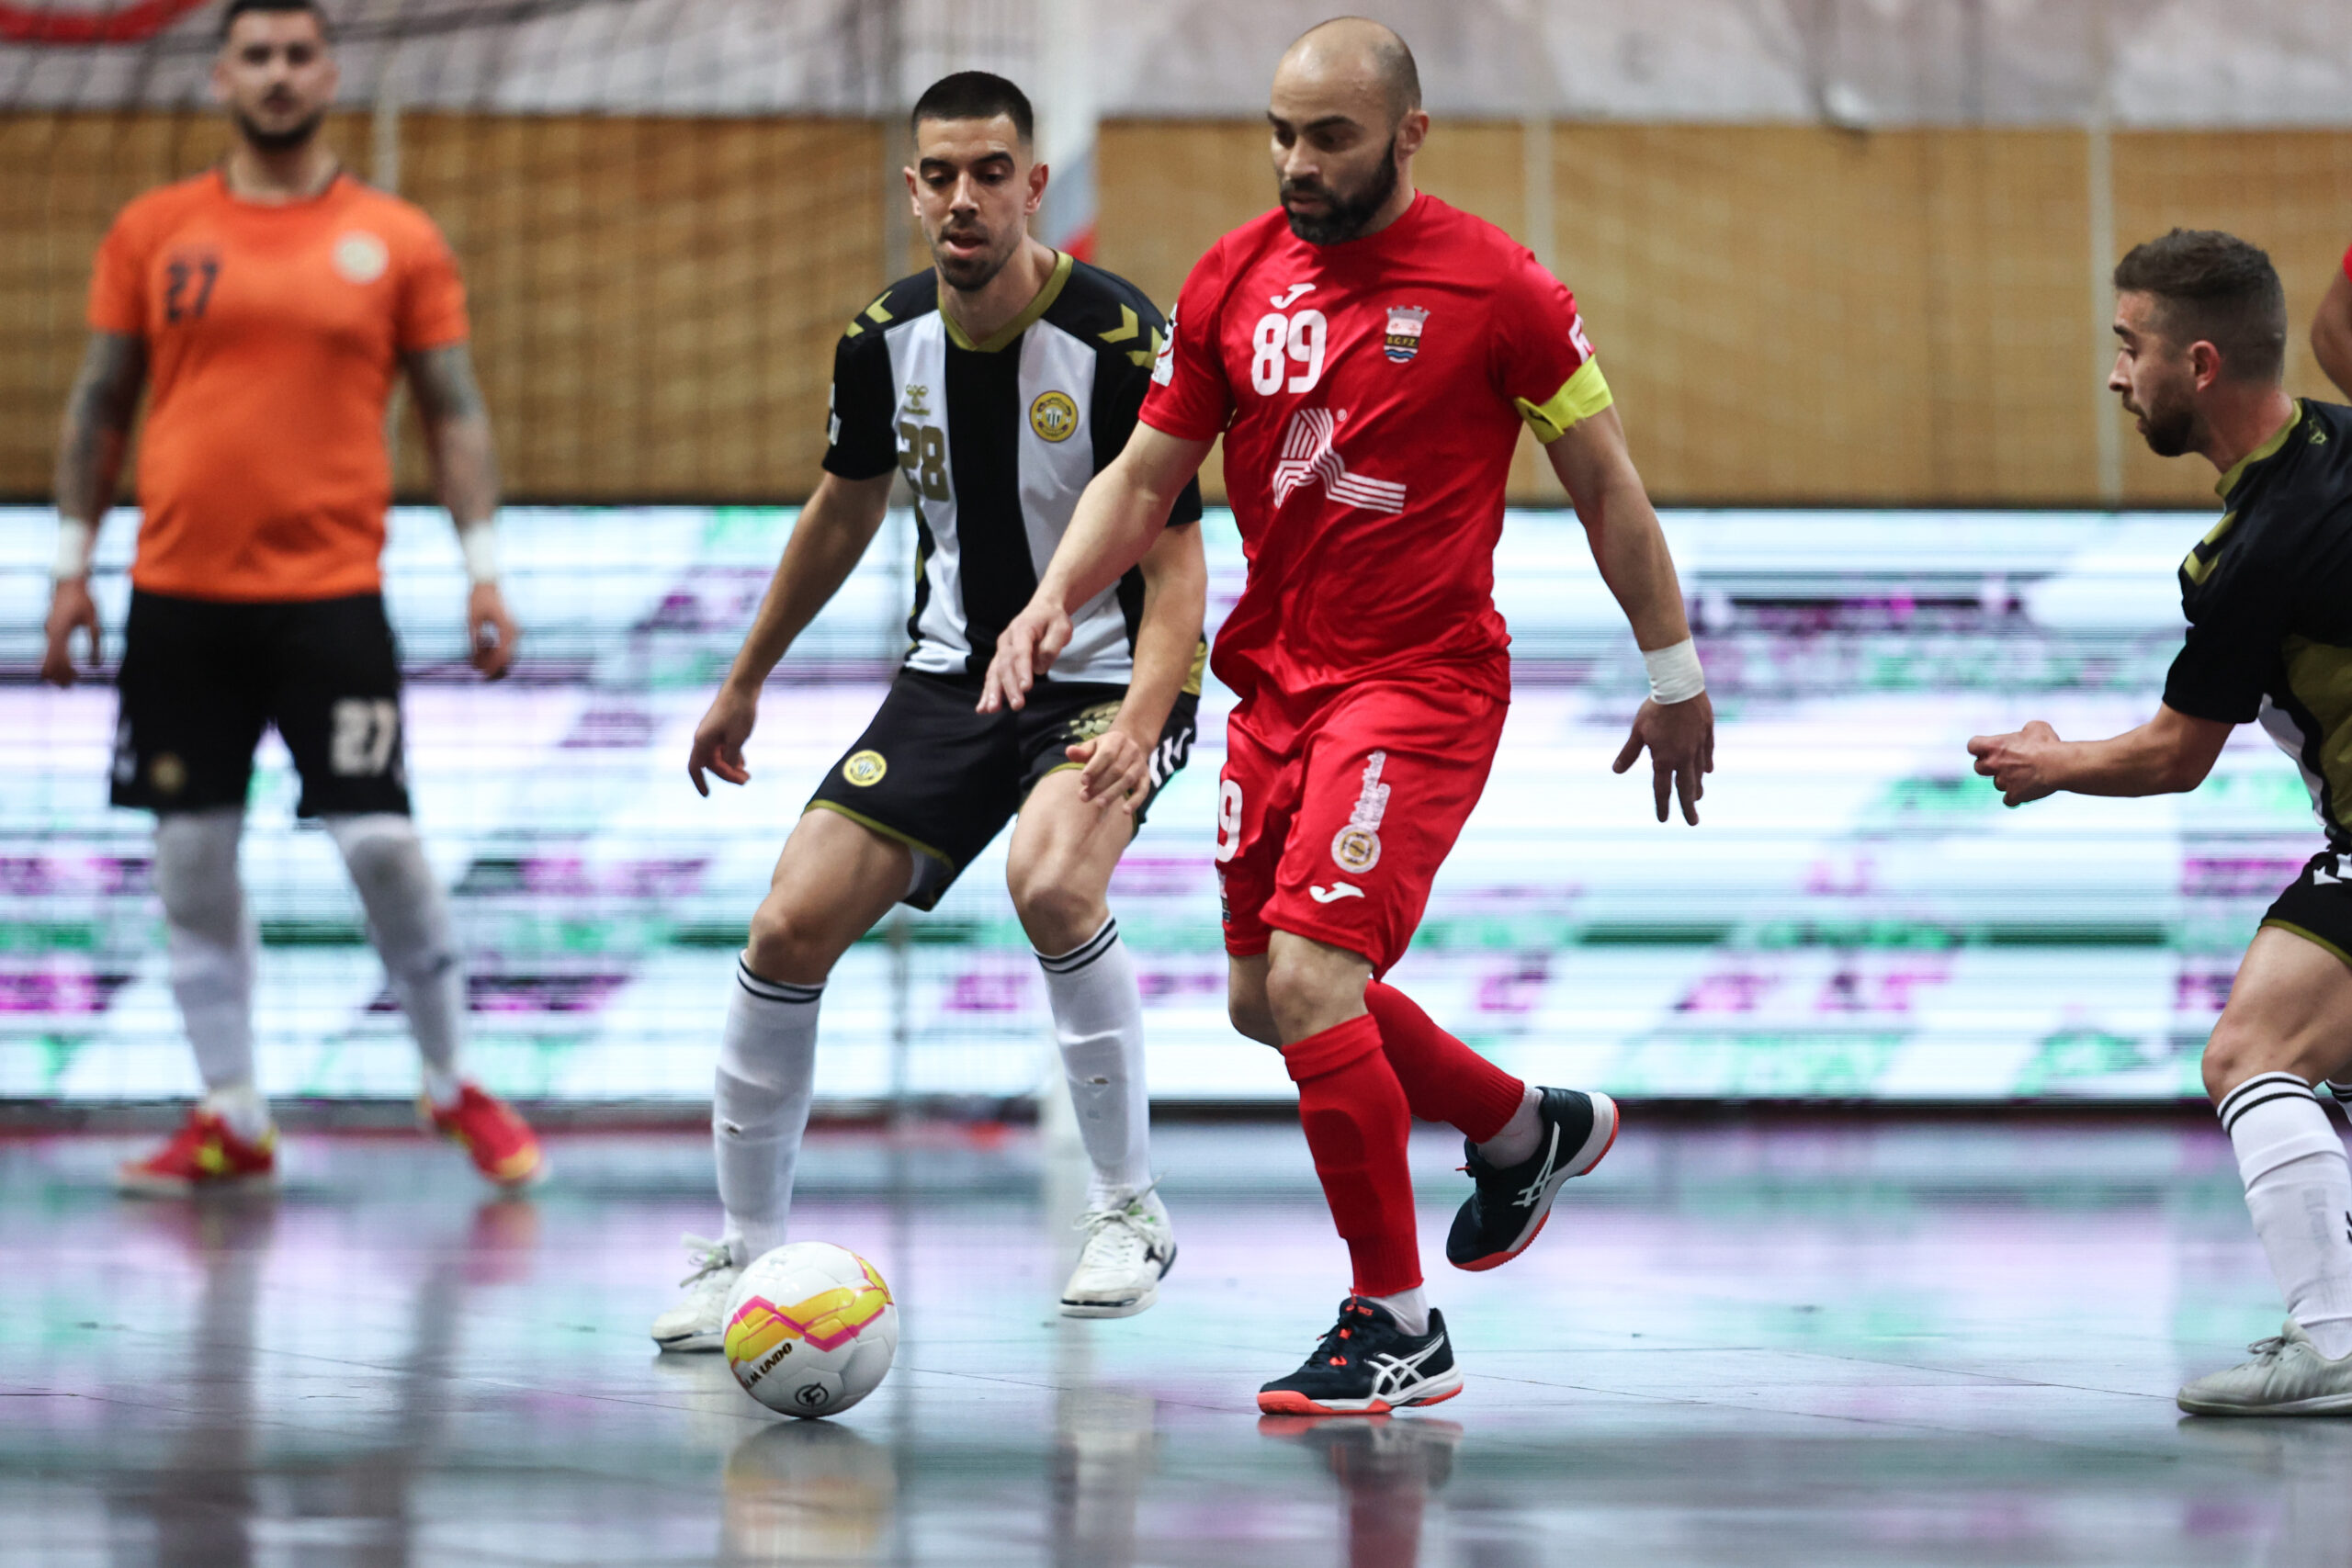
[716,955,821,1259]
[1037,918,1154,1207]
[201,1082,271,1144]
[2221,1073,2352,1359]
[1363,1285,1430,1337]
[154,810,262,1111]
[324,814,465,1104]
[1476,1085,1544,1168]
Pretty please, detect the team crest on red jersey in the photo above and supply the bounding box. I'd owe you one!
[1384,306,1430,363]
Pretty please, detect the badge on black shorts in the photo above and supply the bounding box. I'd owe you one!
[842,750,888,787]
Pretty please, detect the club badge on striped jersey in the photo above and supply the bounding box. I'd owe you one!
[1384,306,1430,364]
[1029,389,1079,443]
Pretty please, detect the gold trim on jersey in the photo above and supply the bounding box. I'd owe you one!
[2181,509,2241,585]
[2283,634,2352,829]
[2215,400,2303,500]
[940,250,1074,354]
[1183,637,1208,698]
[1514,359,1613,445]
[843,290,896,339]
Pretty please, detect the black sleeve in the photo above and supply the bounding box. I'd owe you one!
[1092,306,1204,529]
[2162,576,2284,725]
[820,322,899,481]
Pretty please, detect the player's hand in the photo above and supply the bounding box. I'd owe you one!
[468,582,520,681]
[689,683,760,797]
[979,598,1072,714]
[40,578,101,689]
[1069,728,1151,815]
[1612,692,1715,825]
[1967,719,2064,807]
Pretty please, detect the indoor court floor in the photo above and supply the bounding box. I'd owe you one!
[2,1114,2341,1567]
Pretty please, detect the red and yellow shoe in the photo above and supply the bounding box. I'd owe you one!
[424,1083,546,1189]
[117,1109,278,1196]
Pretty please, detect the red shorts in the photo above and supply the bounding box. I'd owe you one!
[1216,675,1507,976]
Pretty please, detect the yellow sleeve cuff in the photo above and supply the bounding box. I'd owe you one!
[1514,358,1613,444]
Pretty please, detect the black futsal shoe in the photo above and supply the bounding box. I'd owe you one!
[1257,1297,1464,1416]
[1445,1088,1620,1272]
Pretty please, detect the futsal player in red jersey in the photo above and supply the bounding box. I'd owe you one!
[986,18,1713,1413]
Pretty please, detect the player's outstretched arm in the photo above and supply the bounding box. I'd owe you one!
[1546,405,1715,825]
[981,423,1214,714]
[405,343,520,681]
[2313,267,2352,400]
[687,469,896,797]
[1967,705,2232,807]
[43,330,145,689]
[1070,521,1208,812]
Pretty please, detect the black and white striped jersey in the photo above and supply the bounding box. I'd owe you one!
[821,252,1204,685]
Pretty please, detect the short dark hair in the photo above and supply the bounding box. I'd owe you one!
[220,0,331,43]
[910,72,1034,145]
[2113,228,2287,384]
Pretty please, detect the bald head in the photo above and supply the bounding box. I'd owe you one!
[1278,17,1420,124]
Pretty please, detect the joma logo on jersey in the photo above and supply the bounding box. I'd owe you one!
[1272,409,1408,515]
[1384,306,1430,363]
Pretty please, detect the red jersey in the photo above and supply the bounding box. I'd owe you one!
[1139,192,1609,711]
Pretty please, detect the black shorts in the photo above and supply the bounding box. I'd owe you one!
[2264,849,2352,968]
[806,669,1198,909]
[111,590,411,818]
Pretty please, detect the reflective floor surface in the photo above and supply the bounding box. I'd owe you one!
[1,1114,2342,1567]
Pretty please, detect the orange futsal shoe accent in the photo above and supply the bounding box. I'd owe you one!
[425,1084,546,1188]
[116,1109,278,1196]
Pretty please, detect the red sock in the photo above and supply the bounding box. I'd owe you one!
[1364,981,1525,1144]
[1280,1013,1422,1296]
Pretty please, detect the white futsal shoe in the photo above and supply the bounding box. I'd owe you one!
[1059,1189,1176,1318]
[2177,1320,2352,1416]
[650,1235,745,1353]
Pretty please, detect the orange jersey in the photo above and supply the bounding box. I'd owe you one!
[87,171,469,602]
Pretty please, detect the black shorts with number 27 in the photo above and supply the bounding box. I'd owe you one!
[111,589,411,818]
[806,669,1197,910]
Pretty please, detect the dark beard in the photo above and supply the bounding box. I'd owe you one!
[1282,138,1399,245]
[235,107,325,156]
[934,230,1013,294]
[2136,397,2196,458]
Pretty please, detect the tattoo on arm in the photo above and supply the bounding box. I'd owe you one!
[402,343,488,423]
[55,332,146,523]
[401,343,501,527]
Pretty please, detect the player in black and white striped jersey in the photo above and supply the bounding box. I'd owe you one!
[650,72,1206,1348]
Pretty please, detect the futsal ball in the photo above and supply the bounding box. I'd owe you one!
[722,1242,899,1419]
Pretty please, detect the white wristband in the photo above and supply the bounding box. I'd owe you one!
[1642,637,1705,705]
[51,516,95,581]
[457,520,499,586]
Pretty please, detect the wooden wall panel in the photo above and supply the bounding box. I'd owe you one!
[397,115,882,499]
[1539,125,2099,504]
[7,114,2352,508]
[2111,131,2352,505]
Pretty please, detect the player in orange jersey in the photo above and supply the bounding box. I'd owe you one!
[40,0,540,1193]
